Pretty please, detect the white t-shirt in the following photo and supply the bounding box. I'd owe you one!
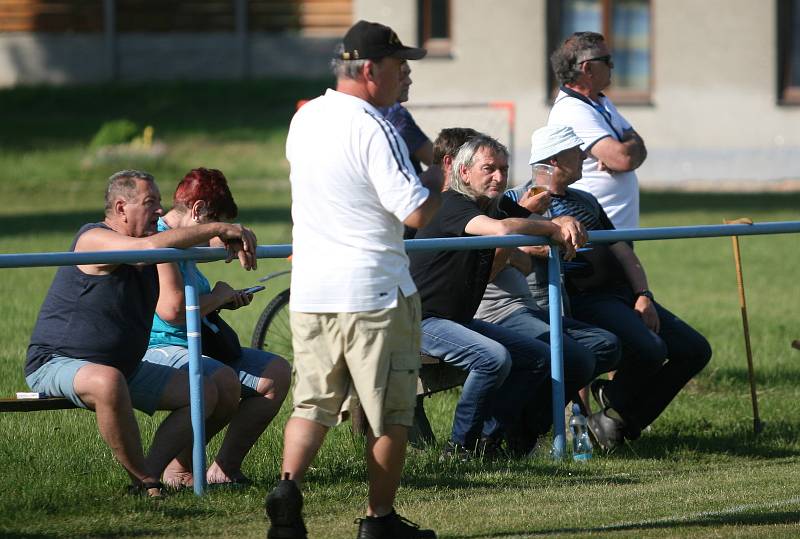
[286,89,430,313]
[548,89,639,229]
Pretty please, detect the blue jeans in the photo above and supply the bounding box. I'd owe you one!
[571,285,712,432]
[420,317,550,448]
[496,306,621,392]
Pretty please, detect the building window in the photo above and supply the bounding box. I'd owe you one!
[548,0,652,103]
[778,0,800,104]
[418,0,451,57]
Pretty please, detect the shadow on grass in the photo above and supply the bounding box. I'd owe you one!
[641,191,800,216]
[459,509,800,538]
[0,207,291,239]
[617,421,800,460]
[702,364,800,389]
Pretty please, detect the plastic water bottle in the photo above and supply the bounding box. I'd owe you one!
[569,403,593,461]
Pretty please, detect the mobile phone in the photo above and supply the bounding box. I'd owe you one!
[243,285,266,295]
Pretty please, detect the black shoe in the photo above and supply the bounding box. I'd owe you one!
[476,436,506,461]
[590,380,642,441]
[587,410,625,451]
[439,440,473,463]
[440,438,503,462]
[266,474,307,539]
[355,509,436,539]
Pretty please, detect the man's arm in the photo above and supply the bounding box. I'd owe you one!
[403,165,444,229]
[590,129,647,173]
[610,241,659,333]
[489,247,532,282]
[75,223,258,275]
[464,214,586,260]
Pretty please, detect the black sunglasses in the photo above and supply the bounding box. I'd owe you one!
[579,55,614,68]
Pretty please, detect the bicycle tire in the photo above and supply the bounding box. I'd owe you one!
[251,288,293,361]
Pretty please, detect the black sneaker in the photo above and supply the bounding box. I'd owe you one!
[266,474,307,539]
[476,436,506,461]
[439,440,473,463]
[355,509,436,539]
[587,410,625,451]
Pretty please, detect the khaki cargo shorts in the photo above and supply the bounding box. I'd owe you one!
[290,292,421,437]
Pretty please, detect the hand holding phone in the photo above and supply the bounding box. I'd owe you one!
[243,285,265,295]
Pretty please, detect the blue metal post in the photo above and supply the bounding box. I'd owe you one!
[548,245,566,459]
[184,269,207,496]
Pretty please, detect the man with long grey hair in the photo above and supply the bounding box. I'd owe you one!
[409,133,588,459]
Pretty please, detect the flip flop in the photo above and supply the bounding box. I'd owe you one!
[207,472,253,489]
[127,480,166,499]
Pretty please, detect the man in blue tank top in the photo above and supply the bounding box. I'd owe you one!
[25,170,258,497]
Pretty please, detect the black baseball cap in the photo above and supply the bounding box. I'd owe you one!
[340,20,427,61]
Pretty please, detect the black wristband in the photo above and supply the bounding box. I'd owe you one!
[635,289,654,301]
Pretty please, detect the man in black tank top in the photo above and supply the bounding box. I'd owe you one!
[25,170,259,497]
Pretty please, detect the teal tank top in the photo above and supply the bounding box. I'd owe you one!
[148,217,212,348]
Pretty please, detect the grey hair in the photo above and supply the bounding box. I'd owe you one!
[449,134,509,212]
[330,43,370,80]
[105,169,155,213]
[550,31,606,85]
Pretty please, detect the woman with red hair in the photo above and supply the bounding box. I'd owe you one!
[143,167,291,487]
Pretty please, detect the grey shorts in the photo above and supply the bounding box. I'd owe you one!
[25,355,183,416]
[25,346,277,416]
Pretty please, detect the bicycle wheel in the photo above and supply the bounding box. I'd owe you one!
[251,288,293,361]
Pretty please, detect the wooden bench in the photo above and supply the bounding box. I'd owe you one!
[4,356,467,447]
[0,396,76,412]
[411,354,467,446]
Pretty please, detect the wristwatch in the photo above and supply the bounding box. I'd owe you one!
[635,289,655,301]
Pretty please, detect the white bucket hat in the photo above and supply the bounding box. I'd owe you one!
[529,125,584,164]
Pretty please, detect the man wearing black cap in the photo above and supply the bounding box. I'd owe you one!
[266,20,442,539]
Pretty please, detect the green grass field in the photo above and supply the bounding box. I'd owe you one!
[1,82,799,538]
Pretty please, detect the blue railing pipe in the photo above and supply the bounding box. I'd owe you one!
[2,220,798,485]
[183,270,207,496]
[547,246,566,459]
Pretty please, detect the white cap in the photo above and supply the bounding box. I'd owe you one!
[529,125,584,164]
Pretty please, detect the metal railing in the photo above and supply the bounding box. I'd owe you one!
[2,220,799,495]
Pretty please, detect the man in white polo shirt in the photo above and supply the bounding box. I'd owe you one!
[266,20,443,539]
[548,31,647,229]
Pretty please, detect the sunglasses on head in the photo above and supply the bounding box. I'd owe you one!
[579,55,613,68]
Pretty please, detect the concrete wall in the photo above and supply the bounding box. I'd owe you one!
[356,0,800,187]
[0,32,339,85]
[2,0,798,186]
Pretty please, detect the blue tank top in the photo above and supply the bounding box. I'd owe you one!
[25,222,160,379]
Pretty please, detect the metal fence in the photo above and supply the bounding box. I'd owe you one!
[2,220,799,495]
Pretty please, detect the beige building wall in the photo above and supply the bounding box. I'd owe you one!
[356,0,800,187]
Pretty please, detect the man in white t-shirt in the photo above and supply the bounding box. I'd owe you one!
[266,20,443,539]
[547,31,647,229]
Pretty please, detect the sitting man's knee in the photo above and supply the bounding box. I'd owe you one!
[687,335,712,373]
[75,364,129,406]
[491,350,513,380]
